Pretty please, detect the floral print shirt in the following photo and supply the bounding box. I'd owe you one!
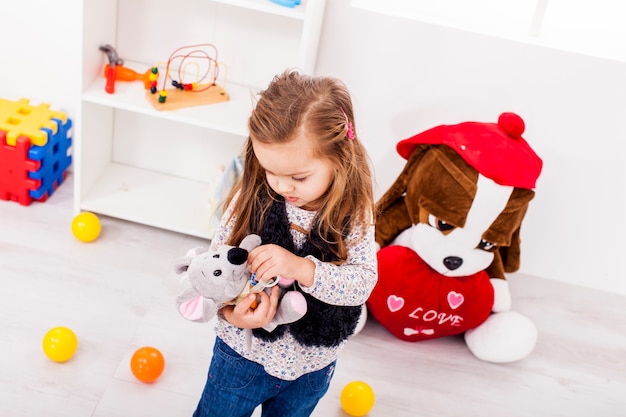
[209,195,377,380]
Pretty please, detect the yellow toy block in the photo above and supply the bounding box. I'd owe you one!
[0,98,67,147]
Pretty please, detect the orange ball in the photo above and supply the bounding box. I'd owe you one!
[130,346,165,383]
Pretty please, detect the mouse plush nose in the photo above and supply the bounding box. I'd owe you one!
[227,247,249,265]
[443,256,463,271]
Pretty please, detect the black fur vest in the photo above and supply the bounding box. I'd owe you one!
[251,194,362,347]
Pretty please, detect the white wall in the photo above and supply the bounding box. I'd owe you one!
[1,0,624,296]
[316,1,626,296]
[0,1,82,118]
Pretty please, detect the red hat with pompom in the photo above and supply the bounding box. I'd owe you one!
[396,112,543,189]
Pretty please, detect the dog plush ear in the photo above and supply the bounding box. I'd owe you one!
[375,145,431,246]
[483,187,535,278]
[376,145,430,215]
[487,228,522,280]
[500,226,522,273]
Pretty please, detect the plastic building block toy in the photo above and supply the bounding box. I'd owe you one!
[27,118,73,201]
[0,98,67,147]
[0,98,72,205]
[0,131,41,205]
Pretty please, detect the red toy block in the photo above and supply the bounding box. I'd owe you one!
[0,130,41,205]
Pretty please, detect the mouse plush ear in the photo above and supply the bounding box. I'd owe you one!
[176,288,218,322]
[173,247,209,274]
[173,256,193,274]
[186,246,208,257]
[239,234,262,252]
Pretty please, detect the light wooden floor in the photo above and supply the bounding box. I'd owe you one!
[1,174,625,417]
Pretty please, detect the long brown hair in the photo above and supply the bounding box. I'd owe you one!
[223,70,374,262]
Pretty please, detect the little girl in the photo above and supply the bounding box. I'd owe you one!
[193,70,377,417]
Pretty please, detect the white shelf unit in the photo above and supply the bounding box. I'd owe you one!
[76,0,327,239]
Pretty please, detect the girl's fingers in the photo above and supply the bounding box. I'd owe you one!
[235,294,257,312]
[268,285,280,304]
[255,287,279,320]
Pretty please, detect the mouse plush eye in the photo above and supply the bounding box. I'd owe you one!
[213,270,222,276]
[477,239,497,252]
[427,214,455,232]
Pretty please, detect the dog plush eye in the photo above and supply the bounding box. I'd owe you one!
[213,270,222,276]
[427,214,454,232]
[212,254,219,258]
[478,239,497,251]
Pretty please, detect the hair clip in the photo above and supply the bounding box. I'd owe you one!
[340,107,356,140]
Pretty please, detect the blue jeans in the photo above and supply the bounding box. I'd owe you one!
[193,337,336,417]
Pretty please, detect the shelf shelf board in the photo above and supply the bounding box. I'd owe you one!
[79,163,214,239]
[77,0,325,240]
[82,67,254,137]
[213,0,307,20]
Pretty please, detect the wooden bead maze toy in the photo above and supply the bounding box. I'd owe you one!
[146,43,229,111]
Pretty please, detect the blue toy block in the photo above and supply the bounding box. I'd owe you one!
[27,117,72,200]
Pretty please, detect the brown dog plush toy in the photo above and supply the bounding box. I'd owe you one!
[367,112,542,363]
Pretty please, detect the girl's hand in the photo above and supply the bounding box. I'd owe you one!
[222,286,280,329]
[248,244,315,287]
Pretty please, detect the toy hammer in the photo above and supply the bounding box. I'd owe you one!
[99,45,153,92]
[99,44,123,94]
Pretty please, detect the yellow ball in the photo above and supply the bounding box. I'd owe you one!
[42,326,78,363]
[71,212,101,242]
[340,381,375,416]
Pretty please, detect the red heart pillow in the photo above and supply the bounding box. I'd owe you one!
[367,245,494,342]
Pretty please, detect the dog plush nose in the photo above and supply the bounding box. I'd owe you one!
[227,247,249,265]
[443,256,463,271]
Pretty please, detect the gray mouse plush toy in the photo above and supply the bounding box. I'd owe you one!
[173,234,307,332]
